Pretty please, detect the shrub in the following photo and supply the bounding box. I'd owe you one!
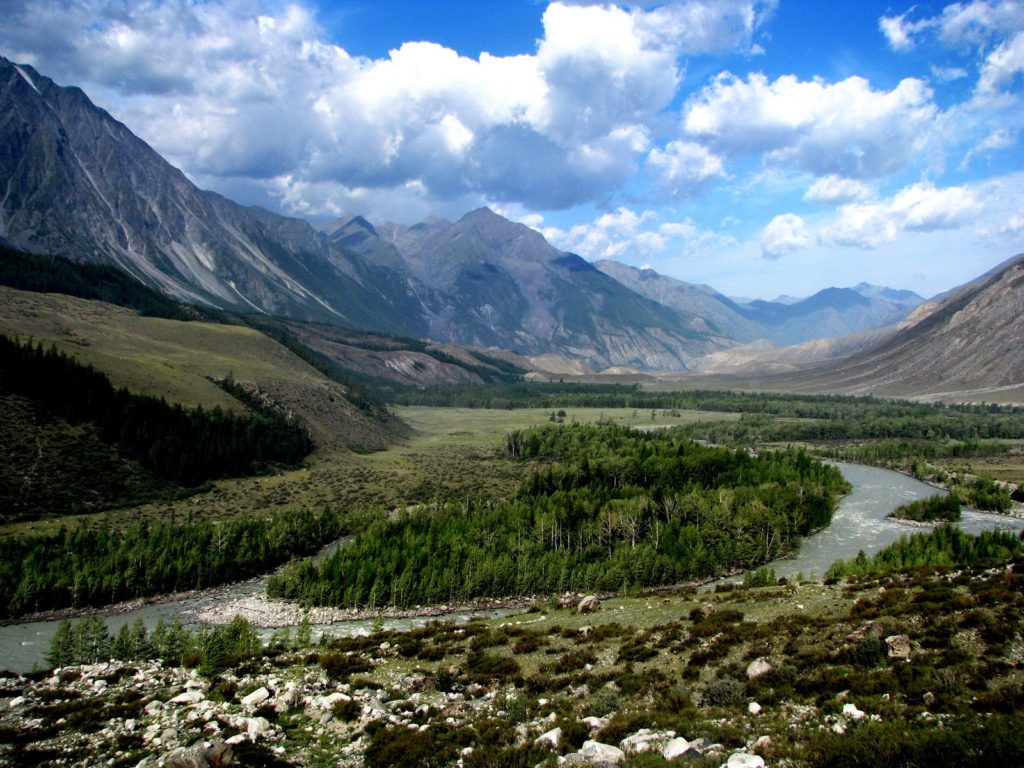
[701,677,745,708]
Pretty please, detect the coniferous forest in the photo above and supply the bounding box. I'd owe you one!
[0,335,313,488]
[0,507,354,617]
[267,424,849,608]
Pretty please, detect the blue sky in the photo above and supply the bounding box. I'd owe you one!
[2,0,1023,299]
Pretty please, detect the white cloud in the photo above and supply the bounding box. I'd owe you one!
[977,29,1024,92]
[931,64,970,81]
[880,12,918,52]
[682,72,937,178]
[647,140,725,196]
[805,176,875,204]
[761,213,810,259]
[543,207,729,262]
[960,126,1017,167]
[0,0,777,220]
[824,182,983,248]
[882,1,1024,51]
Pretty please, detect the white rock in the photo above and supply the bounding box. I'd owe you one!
[241,686,271,709]
[661,737,692,760]
[748,702,762,715]
[581,740,625,764]
[8,696,26,708]
[246,716,272,739]
[168,690,204,706]
[746,658,772,680]
[620,729,674,754]
[536,727,563,749]
[721,753,766,768]
[842,703,866,720]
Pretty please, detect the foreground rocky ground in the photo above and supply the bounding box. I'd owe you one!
[2,556,1022,767]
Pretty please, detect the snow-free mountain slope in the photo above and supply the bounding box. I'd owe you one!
[0,57,427,336]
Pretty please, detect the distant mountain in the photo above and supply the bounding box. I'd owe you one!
[774,254,1024,399]
[594,260,765,342]
[2,57,737,372]
[0,56,427,337]
[597,260,923,345]
[341,209,734,371]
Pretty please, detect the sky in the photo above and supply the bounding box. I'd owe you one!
[2,1,1024,300]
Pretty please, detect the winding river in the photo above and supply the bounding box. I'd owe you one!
[2,462,1022,673]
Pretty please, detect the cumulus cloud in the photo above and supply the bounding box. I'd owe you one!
[805,176,875,204]
[647,140,725,196]
[824,182,982,248]
[682,72,937,178]
[760,213,810,259]
[0,0,773,219]
[541,207,729,262]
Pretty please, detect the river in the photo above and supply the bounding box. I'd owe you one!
[2,462,1021,672]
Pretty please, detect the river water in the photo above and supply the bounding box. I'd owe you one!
[2,462,1021,673]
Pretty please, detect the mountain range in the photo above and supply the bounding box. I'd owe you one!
[595,260,923,346]
[2,54,1020,395]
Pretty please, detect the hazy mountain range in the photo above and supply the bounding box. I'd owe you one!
[3,54,1020,392]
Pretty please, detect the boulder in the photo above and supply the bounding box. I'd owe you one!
[168,690,204,706]
[535,727,562,749]
[885,634,912,660]
[620,728,674,754]
[241,686,271,709]
[721,753,765,768]
[842,703,865,721]
[745,658,772,680]
[577,595,601,614]
[245,716,273,740]
[748,701,762,715]
[160,742,234,768]
[580,740,625,765]
[661,737,692,760]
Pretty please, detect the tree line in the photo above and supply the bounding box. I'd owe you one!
[825,526,1023,581]
[0,506,356,618]
[0,335,313,487]
[47,614,265,675]
[267,424,850,608]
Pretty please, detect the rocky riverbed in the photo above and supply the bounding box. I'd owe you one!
[182,593,535,628]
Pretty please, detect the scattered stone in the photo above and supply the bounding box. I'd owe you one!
[843,703,866,720]
[661,737,692,760]
[535,727,563,749]
[577,595,601,614]
[721,753,765,768]
[579,740,625,765]
[8,696,25,708]
[885,635,912,660]
[241,686,271,709]
[245,716,272,740]
[746,658,773,680]
[168,690,204,706]
[748,701,762,715]
[620,728,675,754]
[752,736,772,752]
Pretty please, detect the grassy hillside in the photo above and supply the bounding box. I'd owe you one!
[0,286,398,454]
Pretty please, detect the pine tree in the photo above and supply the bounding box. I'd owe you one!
[47,619,75,668]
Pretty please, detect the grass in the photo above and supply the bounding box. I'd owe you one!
[0,286,395,454]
